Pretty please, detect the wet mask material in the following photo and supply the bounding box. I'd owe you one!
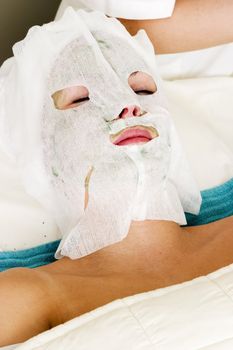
[0,8,202,259]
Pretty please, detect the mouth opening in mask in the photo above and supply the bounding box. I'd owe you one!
[110,125,159,146]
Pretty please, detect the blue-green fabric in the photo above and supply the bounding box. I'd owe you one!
[185,177,233,225]
[1,177,233,271]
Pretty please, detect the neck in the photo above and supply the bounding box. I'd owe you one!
[42,220,198,276]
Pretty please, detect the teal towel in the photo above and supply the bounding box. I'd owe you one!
[1,177,233,271]
[185,177,233,225]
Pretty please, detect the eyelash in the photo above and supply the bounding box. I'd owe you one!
[72,96,90,104]
[134,90,154,96]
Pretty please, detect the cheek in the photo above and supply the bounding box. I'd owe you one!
[51,90,70,110]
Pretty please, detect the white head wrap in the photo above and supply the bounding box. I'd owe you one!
[0,8,201,259]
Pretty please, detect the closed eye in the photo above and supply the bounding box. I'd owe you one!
[134,90,155,96]
[52,85,90,110]
[72,96,90,104]
[128,71,157,96]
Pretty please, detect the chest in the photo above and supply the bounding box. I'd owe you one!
[51,220,233,324]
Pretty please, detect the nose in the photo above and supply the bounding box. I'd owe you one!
[118,105,141,119]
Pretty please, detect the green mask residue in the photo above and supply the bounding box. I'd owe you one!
[97,39,110,49]
[52,167,59,177]
[140,148,148,155]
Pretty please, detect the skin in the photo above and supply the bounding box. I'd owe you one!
[0,58,232,346]
[119,0,233,53]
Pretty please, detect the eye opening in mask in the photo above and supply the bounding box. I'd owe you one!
[128,71,157,96]
[51,85,90,110]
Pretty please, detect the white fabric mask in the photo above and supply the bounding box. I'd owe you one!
[0,8,201,259]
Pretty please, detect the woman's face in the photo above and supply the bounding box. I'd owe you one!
[41,33,167,237]
[38,26,201,260]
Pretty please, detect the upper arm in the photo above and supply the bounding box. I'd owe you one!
[119,0,233,53]
[0,268,52,347]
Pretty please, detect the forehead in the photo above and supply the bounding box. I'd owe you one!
[93,31,150,74]
[48,32,150,91]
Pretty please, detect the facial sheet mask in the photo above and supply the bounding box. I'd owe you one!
[0,8,202,259]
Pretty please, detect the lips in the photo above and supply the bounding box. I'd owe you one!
[110,126,158,146]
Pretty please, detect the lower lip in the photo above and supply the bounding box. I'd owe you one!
[116,136,151,146]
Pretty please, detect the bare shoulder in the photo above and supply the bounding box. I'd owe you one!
[0,267,54,347]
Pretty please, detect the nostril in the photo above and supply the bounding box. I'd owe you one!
[133,106,141,116]
[119,107,129,119]
[118,105,141,119]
